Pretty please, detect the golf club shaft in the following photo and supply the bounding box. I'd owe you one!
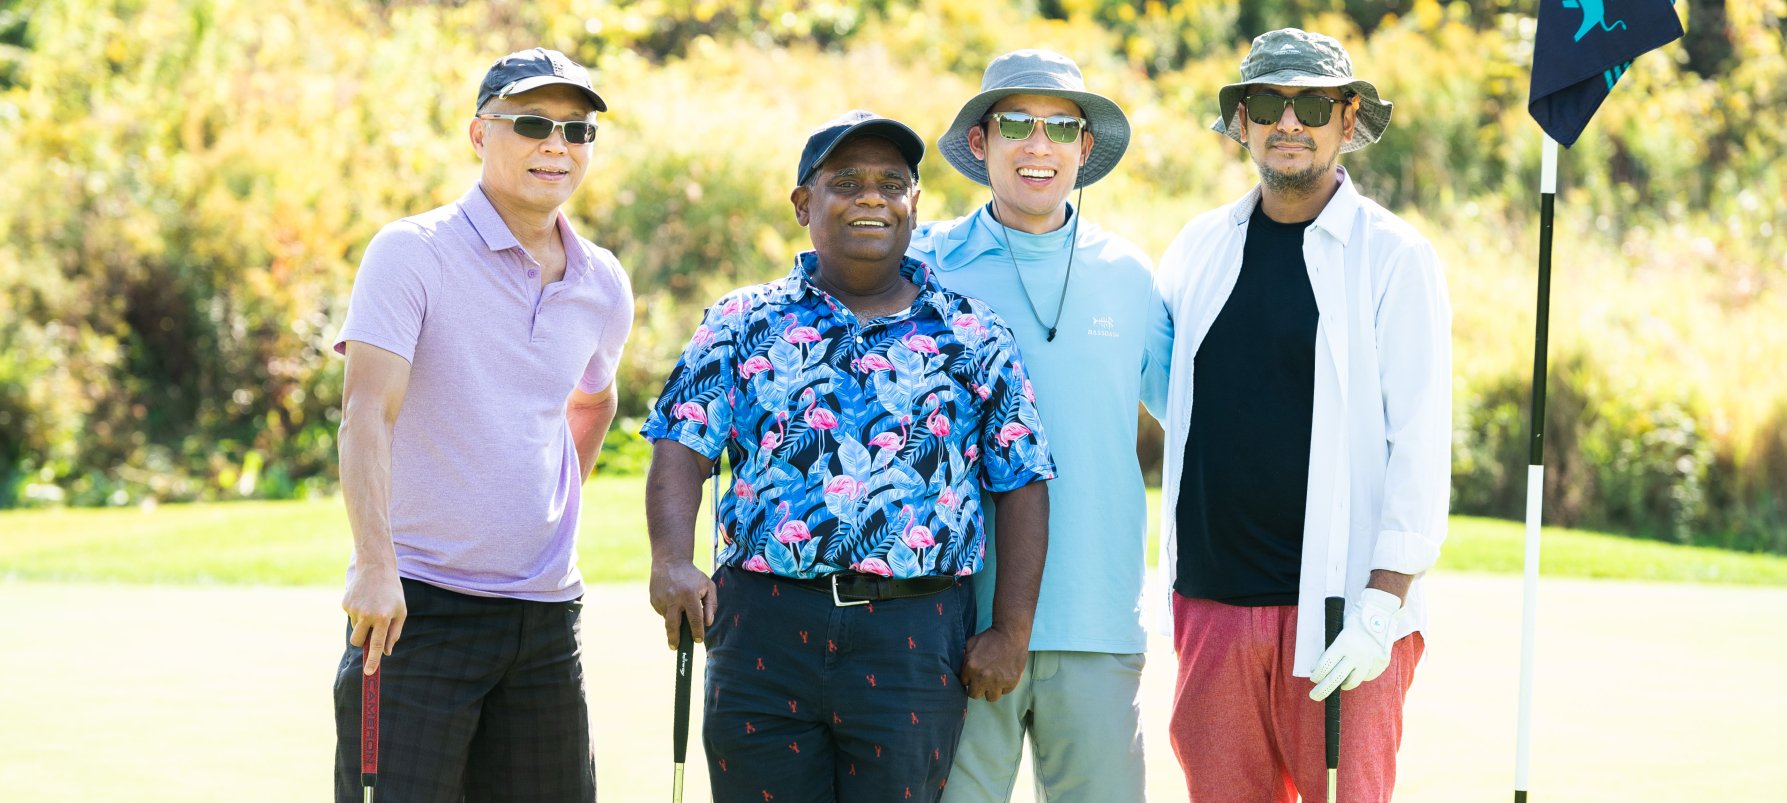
[361,661,381,802]
[672,618,693,802]
[1325,596,1343,803]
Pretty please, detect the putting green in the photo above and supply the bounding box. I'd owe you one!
[0,574,1778,800]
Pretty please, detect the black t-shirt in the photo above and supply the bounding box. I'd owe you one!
[1174,203,1319,606]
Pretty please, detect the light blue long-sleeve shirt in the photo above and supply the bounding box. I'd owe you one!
[909,203,1173,652]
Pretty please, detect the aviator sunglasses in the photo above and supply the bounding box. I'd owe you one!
[984,111,1089,144]
[476,113,599,144]
[1242,93,1351,128]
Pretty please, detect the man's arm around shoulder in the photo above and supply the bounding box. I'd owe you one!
[339,341,412,675]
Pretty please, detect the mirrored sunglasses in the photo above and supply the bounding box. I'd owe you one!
[985,111,1088,144]
[1242,94,1344,128]
[476,113,599,144]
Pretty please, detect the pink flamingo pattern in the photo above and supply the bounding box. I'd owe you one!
[642,251,1056,580]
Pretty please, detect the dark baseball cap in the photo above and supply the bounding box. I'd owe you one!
[796,110,924,186]
[476,47,607,114]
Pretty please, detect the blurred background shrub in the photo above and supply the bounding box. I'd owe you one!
[0,0,1783,554]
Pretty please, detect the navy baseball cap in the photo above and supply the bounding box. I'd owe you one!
[796,110,924,186]
[476,47,607,113]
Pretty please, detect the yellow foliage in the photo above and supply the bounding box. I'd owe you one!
[0,0,1784,546]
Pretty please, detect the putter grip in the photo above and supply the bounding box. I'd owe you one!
[361,663,381,779]
[1324,596,1343,771]
[673,619,694,764]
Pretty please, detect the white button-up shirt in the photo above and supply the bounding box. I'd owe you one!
[1154,167,1453,675]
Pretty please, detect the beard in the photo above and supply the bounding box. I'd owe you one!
[1254,133,1337,197]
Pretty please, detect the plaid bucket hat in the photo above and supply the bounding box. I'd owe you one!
[938,49,1130,188]
[1212,28,1391,153]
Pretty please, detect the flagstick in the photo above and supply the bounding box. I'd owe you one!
[1514,133,1558,803]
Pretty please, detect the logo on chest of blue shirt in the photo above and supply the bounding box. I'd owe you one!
[1087,315,1120,339]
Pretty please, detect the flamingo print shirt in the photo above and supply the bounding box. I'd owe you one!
[643,251,1056,580]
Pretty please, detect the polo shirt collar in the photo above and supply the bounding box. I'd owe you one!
[461,184,522,253]
[460,184,595,278]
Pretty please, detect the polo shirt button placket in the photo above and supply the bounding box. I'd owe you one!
[526,257,546,343]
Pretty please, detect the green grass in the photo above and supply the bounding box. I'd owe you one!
[3,480,1785,586]
[0,476,663,586]
[1434,515,1787,584]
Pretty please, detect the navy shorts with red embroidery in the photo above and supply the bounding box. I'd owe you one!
[703,566,976,803]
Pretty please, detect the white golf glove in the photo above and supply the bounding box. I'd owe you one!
[1309,587,1401,701]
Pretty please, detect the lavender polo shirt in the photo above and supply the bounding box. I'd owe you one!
[334,184,632,602]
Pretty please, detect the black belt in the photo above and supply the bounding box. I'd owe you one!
[780,572,958,607]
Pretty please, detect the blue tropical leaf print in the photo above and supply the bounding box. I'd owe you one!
[641,252,1055,580]
[838,436,871,480]
[767,540,801,576]
[887,539,921,578]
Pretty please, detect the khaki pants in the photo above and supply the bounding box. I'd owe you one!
[942,650,1148,802]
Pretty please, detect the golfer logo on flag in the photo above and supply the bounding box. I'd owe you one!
[1561,0,1628,41]
[1529,0,1684,147]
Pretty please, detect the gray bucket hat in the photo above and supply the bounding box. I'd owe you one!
[938,49,1130,188]
[1212,28,1391,153]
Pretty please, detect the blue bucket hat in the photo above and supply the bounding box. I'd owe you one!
[937,49,1130,188]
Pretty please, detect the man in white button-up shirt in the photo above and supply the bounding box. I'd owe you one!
[1154,28,1452,803]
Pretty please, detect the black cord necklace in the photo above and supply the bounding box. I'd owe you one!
[989,188,1082,342]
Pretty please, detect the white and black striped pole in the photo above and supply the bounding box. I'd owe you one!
[1514,134,1559,803]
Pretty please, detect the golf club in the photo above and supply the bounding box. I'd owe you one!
[361,660,381,803]
[669,454,722,802]
[1324,596,1343,803]
[672,618,694,803]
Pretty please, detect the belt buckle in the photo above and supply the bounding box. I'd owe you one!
[830,574,871,607]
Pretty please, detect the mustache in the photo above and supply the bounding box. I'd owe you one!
[1265,132,1317,149]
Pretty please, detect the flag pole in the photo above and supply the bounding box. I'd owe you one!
[1514,133,1558,803]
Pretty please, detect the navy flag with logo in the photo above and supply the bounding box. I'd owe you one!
[1529,0,1684,147]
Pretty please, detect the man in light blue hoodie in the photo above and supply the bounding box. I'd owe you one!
[908,50,1173,802]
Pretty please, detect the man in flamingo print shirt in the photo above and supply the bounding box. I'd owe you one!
[642,110,1056,803]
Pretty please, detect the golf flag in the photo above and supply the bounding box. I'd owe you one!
[1529,0,1684,147]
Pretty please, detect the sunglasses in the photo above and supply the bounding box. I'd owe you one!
[984,112,1088,144]
[476,113,599,144]
[1242,93,1347,128]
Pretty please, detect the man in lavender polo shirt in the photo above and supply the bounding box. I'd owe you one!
[330,47,631,801]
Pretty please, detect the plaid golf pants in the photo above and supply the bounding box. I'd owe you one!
[333,578,596,802]
[703,566,977,803]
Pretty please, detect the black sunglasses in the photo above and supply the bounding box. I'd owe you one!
[1242,93,1347,128]
[476,113,599,144]
[984,111,1088,144]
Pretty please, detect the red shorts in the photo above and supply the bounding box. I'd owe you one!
[1169,593,1424,803]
